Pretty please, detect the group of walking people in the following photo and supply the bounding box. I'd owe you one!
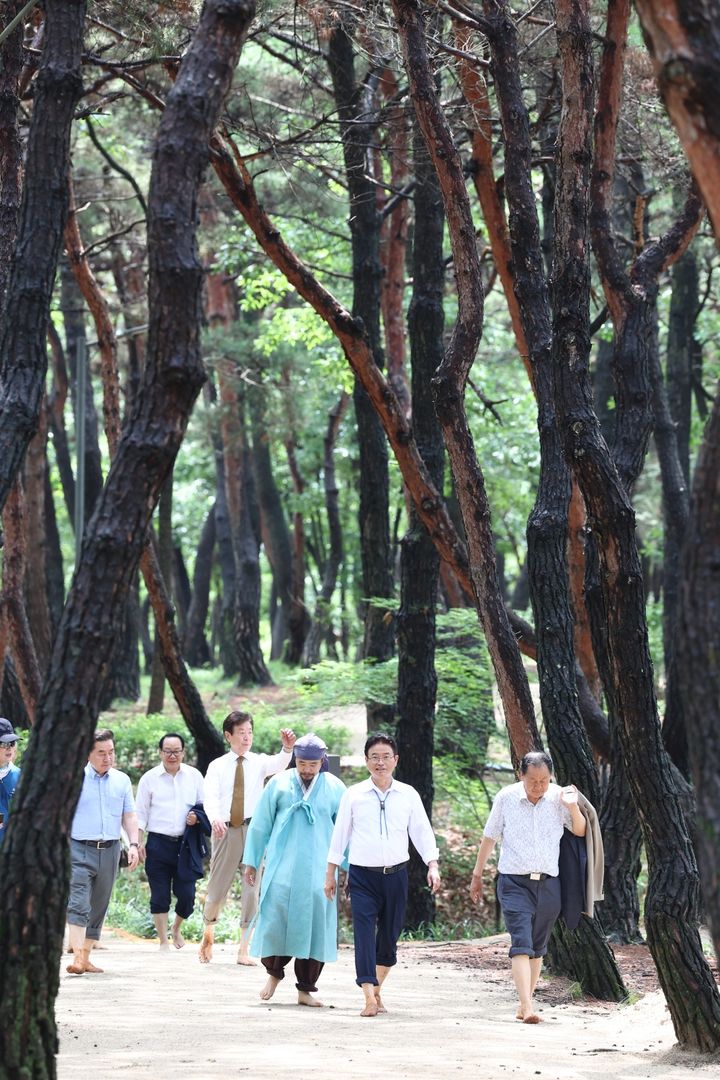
[1,709,599,1021]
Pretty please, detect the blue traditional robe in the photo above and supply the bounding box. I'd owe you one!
[243,769,346,961]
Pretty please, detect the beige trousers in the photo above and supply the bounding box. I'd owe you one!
[202,822,260,928]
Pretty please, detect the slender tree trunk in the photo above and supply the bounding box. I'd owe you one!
[0,0,24,318]
[327,21,395,719]
[183,503,215,667]
[302,393,349,668]
[23,417,53,673]
[0,4,255,1070]
[147,477,172,713]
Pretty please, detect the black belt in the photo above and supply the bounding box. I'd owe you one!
[149,832,183,841]
[355,861,409,875]
[518,872,551,881]
[74,838,118,849]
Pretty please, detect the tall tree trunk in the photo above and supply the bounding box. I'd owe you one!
[327,20,395,723]
[0,0,87,517]
[0,5,255,1071]
[233,438,272,686]
[678,381,720,970]
[302,393,349,668]
[183,503,215,667]
[147,476,172,713]
[394,91,445,930]
[485,0,625,998]
[0,0,24,317]
[550,0,720,1046]
[23,417,53,674]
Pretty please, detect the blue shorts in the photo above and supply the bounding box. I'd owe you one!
[497,873,561,958]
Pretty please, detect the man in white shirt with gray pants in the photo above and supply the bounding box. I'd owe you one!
[199,710,295,964]
[325,731,441,1016]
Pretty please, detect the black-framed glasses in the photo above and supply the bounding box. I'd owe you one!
[162,749,183,756]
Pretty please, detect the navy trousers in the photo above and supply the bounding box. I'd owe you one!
[348,864,408,986]
[497,872,561,958]
[145,832,196,919]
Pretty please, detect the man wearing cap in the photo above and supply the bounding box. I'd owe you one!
[324,731,441,1017]
[136,732,206,950]
[469,750,587,1023]
[67,728,140,975]
[0,718,21,844]
[198,711,296,965]
[243,733,346,1006]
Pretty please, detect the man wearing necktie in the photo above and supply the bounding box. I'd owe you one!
[199,711,295,964]
[325,732,441,1016]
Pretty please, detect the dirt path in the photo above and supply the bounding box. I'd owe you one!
[56,933,719,1079]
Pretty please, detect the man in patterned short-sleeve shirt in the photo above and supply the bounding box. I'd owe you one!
[469,751,587,1023]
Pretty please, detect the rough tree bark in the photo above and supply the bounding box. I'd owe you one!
[183,503,215,667]
[0,0,86,516]
[394,84,446,929]
[0,6,255,1072]
[549,0,720,1048]
[482,0,625,999]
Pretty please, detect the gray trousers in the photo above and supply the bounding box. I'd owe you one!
[67,839,121,941]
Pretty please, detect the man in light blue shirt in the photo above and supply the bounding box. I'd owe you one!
[67,729,139,974]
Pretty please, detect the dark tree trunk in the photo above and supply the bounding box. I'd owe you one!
[0,6,255,1072]
[147,477,173,713]
[248,384,295,662]
[678,382,720,970]
[183,503,215,667]
[327,20,395,717]
[43,456,65,636]
[99,577,141,707]
[172,543,191,643]
[23,421,53,674]
[0,0,24,316]
[551,0,720,1046]
[0,653,30,730]
[213,439,238,678]
[394,95,445,931]
[0,0,87,517]
[233,439,272,686]
[60,258,104,525]
[302,393,349,668]
[488,0,624,998]
[46,319,75,524]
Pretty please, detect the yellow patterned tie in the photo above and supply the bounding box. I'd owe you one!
[229,756,245,827]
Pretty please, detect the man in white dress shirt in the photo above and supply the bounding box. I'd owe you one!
[198,710,296,964]
[136,732,205,949]
[470,750,587,1023]
[325,732,441,1016]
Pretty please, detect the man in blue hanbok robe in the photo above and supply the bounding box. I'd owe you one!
[243,733,346,1007]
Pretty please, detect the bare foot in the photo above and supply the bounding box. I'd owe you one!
[260,975,280,1001]
[522,1013,542,1024]
[66,960,85,975]
[172,925,185,950]
[83,959,104,974]
[159,942,170,952]
[198,931,213,964]
[298,991,323,1008]
[360,999,379,1017]
[237,949,257,967]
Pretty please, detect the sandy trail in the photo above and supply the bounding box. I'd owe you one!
[56,934,719,1080]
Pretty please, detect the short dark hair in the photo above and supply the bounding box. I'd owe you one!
[93,728,114,747]
[159,732,185,750]
[519,750,553,775]
[364,732,398,757]
[223,711,253,736]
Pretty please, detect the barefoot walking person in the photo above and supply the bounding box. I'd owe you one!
[324,732,441,1017]
[199,711,296,964]
[136,732,206,950]
[242,733,346,1007]
[67,729,140,974]
[469,750,587,1023]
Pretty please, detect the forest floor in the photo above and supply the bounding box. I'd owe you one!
[55,931,720,1079]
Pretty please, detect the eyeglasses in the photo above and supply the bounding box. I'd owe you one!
[367,753,395,763]
[162,749,183,756]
